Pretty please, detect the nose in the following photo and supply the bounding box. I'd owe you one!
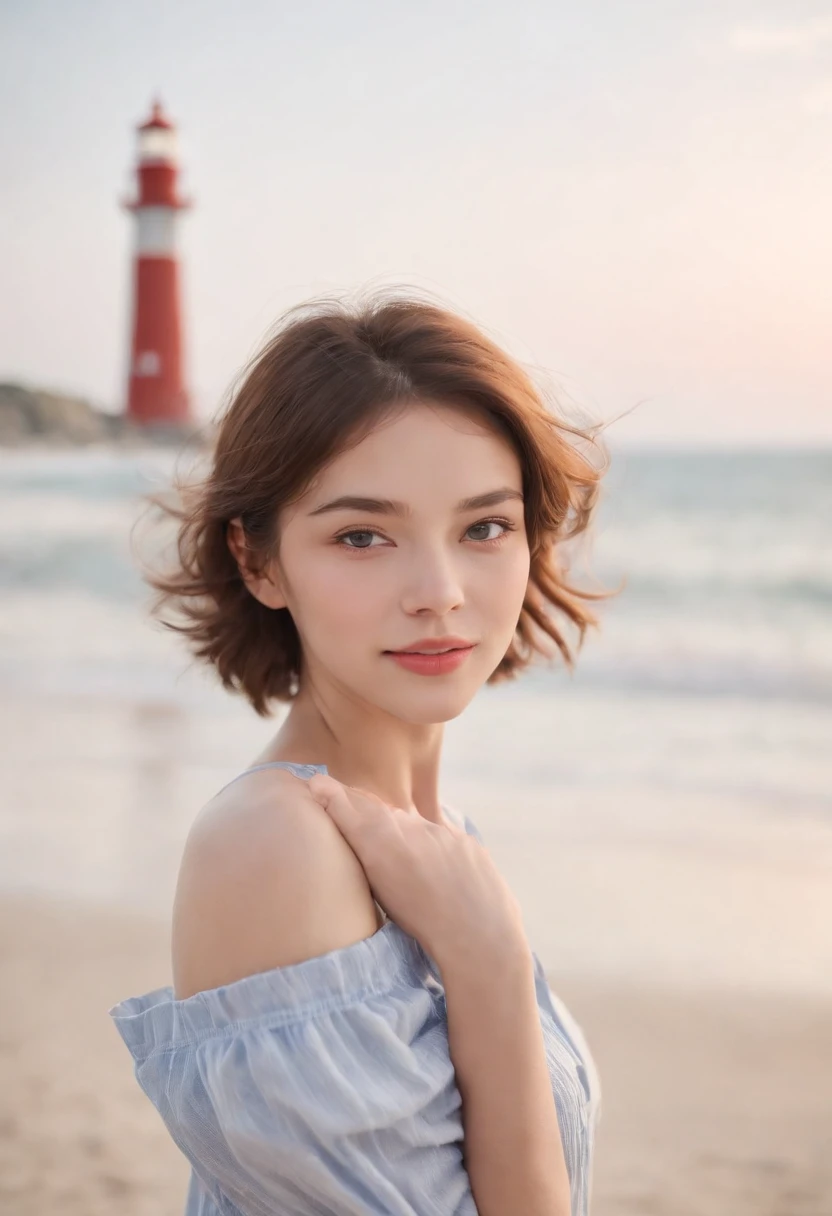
[399,546,465,617]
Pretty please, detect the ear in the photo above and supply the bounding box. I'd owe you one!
[226,518,287,610]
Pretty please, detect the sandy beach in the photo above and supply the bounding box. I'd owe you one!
[2,889,831,1216]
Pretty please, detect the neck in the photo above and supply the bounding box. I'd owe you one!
[261,683,447,824]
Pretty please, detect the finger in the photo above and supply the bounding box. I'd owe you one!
[310,778,385,815]
[347,784,404,813]
[307,774,351,811]
[307,775,381,844]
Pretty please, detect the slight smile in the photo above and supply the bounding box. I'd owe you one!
[383,640,477,677]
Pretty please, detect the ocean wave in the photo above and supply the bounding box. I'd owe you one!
[1,448,830,709]
[596,574,832,607]
[566,657,832,705]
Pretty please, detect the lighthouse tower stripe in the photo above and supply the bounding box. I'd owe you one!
[135,207,178,256]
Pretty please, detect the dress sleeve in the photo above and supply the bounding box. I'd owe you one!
[110,922,478,1216]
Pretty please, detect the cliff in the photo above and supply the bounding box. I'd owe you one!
[0,382,208,447]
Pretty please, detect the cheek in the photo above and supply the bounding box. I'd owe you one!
[298,560,384,633]
[487,545,531,613]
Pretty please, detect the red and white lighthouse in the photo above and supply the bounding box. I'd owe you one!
[123,99,192,426]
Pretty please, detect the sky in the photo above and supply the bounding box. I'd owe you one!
[2,0,831,447]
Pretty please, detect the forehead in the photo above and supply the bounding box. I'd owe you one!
[312,400,521,496]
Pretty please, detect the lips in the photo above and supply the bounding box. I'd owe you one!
[383,635,477,679]
[385,636,473,654]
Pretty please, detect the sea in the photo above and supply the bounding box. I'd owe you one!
[1,446,831,994]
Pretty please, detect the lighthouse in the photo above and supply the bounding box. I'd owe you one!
[123,99,192,427]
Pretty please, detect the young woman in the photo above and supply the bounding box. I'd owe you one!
[110,289,610,1216]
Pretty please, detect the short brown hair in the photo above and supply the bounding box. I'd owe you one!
[142,287,616,716]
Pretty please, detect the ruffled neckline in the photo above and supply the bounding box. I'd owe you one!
[109,763,468,1059]
[109,916,437,1059]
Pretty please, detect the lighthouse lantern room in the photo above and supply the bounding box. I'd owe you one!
[123,99,192,427]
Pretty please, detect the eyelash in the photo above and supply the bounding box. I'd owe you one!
[333,516,518,552]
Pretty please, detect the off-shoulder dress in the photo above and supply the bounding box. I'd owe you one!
[109,761,602,1216]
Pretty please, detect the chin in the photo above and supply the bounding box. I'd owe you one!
[385,685,479,726]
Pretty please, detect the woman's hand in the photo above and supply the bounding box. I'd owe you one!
[306,775,529,974]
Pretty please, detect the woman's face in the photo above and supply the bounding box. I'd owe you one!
[263,400,530,724]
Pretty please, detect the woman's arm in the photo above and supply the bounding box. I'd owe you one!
[442,944,571,1216]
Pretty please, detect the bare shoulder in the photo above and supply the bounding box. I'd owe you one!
[171,768,380,1000]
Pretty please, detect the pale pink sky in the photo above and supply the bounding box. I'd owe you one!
[2,1,830,446]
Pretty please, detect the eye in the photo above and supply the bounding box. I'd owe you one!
[465,518,517,544]
[335,529,386,550]
[333,517,517,552]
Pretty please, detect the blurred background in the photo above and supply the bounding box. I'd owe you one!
[1,3,831,1215]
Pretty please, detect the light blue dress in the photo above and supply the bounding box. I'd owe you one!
[109,762,602,1216]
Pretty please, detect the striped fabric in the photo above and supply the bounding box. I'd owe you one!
[110,762,602,1215]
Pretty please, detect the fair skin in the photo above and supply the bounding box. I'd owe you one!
[233,399,531,822]
[172,399,572,1215]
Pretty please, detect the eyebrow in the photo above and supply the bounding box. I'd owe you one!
[307,487,524,518]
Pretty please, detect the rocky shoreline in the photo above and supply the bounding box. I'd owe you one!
[0,382,209,448]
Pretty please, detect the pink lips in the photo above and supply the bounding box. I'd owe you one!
[384,646,476,676]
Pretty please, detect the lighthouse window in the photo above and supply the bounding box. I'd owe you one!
[135,351,161,376]
[138,129,178,162]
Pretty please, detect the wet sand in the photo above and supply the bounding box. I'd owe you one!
[2,889,830,1216]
